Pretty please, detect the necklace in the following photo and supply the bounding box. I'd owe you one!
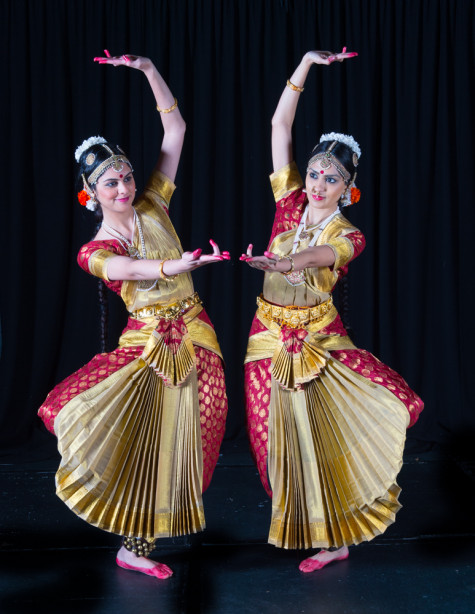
[102,211,157,291]
[102,211,143,259]
[291,207,339,254]
[284,207,339,287]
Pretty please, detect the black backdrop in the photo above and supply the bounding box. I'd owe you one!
[1,0,474,457]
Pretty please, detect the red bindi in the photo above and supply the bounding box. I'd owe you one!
[320,170,325,174]
[120,174,123,178]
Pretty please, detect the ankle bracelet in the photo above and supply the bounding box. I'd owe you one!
[122,536,156,557]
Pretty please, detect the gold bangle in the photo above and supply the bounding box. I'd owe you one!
[286,79,304,93]
[158,259,177,281]
[156,97,178,114]
[279,255,295,273]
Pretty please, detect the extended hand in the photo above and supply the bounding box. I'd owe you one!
[93,50,153,72]
[240,245,290,272]
[165,240,230,276]
[305,47,358,66]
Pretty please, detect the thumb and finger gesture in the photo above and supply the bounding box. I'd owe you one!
[93,49,151,71]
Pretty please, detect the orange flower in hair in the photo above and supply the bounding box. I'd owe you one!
[350,187,361,204]
[78,190,90,207]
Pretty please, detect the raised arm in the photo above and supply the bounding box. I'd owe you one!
[94,52,186,182]
[271,49,357,172]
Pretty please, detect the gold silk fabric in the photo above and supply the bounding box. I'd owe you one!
[88,169,195,313]
[267,364,408,549]
[244,162,410,549]
[264,162,360,306]
[54,170,223,540]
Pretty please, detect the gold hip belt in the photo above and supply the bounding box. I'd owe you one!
[130,292,202,321]
[257,294,333,328]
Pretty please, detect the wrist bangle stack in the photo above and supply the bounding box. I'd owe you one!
[158,259,177,281]
[156,97,178,113]
[279,255,295,273]
[286,79,304,93]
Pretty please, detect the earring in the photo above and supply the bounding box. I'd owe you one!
[302,189,307,193]
[86,194,98,211]
[340,189,351,207]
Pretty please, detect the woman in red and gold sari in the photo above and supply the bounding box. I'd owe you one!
[241,49,423,572]
[38,53,229,580]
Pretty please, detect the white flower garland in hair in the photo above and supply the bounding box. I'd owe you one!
[320,132,361,159]
[74,136,107,162]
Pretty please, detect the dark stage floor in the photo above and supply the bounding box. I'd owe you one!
[1,434,475,614]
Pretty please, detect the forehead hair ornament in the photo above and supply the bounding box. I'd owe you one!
[87,144,133,185]
[307,141,351,183]
[307,132,362,185]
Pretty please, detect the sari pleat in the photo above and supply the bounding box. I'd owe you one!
[55,356,205,539]
[268,357,409,549]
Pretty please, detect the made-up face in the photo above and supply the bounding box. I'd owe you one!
[93,165,135,213]
[305,159,347,213]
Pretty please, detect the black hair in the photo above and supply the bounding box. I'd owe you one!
[75,140,127,352]
[76,140,130,222]
[308,140,358,185]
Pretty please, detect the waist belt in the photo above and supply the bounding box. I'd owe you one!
[256,294,333,329]
[130,292,202,321]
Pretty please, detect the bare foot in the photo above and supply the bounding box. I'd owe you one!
[116,546,173,579]
[299,546,349,573]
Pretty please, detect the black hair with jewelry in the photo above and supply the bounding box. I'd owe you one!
[76,141,132,221]
[308,140,357,185]
[76,141,128,188]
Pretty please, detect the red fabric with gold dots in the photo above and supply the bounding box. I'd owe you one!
[77,239,126,294]
[268,188,307,249]
[195,346,228,492]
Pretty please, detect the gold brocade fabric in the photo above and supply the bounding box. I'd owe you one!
[55,359,205,539]
[245,290,409,549]
[267,360,409,549]
[54,301,221,539]
[88,170,195,312]
[54,171,223,540]
[245,162,410,549]
[263,214,358,306]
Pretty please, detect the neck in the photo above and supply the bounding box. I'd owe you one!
[306,204,338,226]
[102,210,135,237]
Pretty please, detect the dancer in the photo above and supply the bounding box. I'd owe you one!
[39,52,229,580]
[241,49,423,572]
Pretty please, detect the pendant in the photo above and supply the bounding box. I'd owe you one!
[299,230,309,240]
[284,270,306,287]
[127,245,141,259]
[137,279,158,291]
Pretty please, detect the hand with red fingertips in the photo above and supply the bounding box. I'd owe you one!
[307,47,358,66]
[93,51,153,73]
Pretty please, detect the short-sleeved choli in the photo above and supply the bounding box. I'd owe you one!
[263,162,366,306]
[76,169,195,312]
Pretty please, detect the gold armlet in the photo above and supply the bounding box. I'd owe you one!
[158,259,177,281]
[156,97,178,113]
[286,79,304,93]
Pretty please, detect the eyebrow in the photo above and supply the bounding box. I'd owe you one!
[307,167,340,178]
[100,171,133,183]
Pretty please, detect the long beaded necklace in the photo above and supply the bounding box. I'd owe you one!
[102,211,157,291]
[284,207,339,287]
